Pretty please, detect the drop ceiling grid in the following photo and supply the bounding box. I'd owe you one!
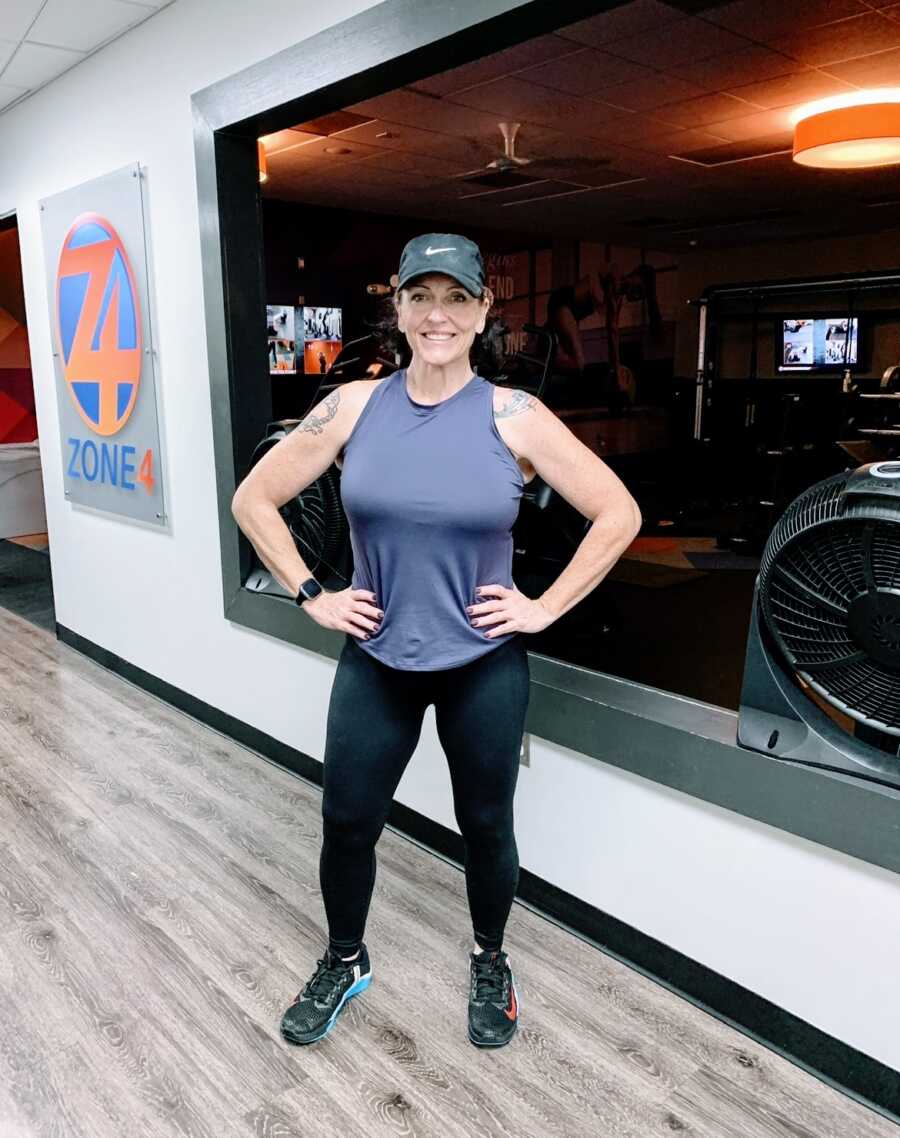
[279,0,896,192]
[0,0,173,116]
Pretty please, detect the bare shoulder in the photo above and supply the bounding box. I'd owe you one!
[491,385,553,449]
[332,376,391,468]
[345,375,391,418]
[490,385,544,480]
[491,384,540,421]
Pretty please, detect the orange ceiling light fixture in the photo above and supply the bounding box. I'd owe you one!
[258,139,269,184]
[791,89,900,169]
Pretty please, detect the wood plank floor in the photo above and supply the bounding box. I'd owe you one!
[0,603,895,1138]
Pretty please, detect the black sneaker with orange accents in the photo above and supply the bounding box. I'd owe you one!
[280,944,372,1045]
[468,948,518,1047]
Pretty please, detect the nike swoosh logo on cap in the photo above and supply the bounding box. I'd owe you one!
[425,246,456,255]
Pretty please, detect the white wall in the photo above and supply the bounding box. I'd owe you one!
[1,0,898,1072]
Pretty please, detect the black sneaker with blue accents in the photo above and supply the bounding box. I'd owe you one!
[468,948,518,1047]
[280,944,372,1044]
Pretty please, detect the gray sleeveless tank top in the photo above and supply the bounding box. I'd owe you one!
[339,368,525,670]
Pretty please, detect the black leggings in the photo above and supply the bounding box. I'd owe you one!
[320,632,531,956]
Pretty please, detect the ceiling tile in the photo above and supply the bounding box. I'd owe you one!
[339,120,493,167]
[703,107,794,140]
[458,177,577,203]
[527,164,642,188]
[410,35,579,97]
[350,88,504,140]
[773,11,900,64]
[518,48,656,96]
[670,133,794,165]
[28,0,148,52]
[820,41,900,80]
[592,73,706,112]
[627,126,737,154]
[2,40,83,87]
[499,179,646,209]
[652,92,763,127]
[703,0,869,38]
[279,136,382,163]
[355,149,469,178]
[574,107,680,145]
[0,1,44,42]
[445,75,578,118]
[602,18,754,68]
[331,163,436,189]
[528,129,625,162]
[335,118,465,157]
[668,45,800,92]
[727,69,856,108]
[0,81,28,109]
[557,0,687,47]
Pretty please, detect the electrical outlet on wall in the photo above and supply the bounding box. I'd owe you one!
[519,732,530,767]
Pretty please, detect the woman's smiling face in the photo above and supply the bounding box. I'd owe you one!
[395,273,491,368]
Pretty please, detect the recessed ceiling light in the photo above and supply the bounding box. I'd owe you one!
[792,88,900,169]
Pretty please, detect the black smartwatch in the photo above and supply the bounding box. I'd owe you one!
[294,576,323,605]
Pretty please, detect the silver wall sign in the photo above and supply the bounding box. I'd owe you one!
[39,163,166,525]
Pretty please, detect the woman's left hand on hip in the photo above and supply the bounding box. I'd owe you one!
[467,584,556,638]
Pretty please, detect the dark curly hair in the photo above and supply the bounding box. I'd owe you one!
[370,292,509,377]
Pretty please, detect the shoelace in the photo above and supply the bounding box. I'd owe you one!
[298,955,352,1006]
[472,955,508,1004]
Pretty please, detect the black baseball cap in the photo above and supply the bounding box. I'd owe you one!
[396,233,486,297]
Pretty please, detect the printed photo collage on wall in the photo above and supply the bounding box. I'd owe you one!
[267,305,342,376]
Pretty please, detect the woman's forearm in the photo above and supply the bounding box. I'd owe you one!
[232,494,312,596]
[537,502,641,620]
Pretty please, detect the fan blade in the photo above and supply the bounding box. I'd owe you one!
[528,154,613,170]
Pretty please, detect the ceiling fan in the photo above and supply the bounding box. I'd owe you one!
[458,121,616,180]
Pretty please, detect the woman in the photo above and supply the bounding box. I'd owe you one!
[231,232,641,1049]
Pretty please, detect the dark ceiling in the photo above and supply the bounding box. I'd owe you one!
[260,0,900,251]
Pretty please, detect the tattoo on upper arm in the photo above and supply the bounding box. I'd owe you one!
[494,389,537,420]
[299,389,340,435]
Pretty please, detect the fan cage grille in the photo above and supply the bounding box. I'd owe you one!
[759,473,900,736]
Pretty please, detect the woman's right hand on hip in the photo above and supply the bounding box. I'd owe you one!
[301,587,382,639]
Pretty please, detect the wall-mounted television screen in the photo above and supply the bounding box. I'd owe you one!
[778,316,860,372]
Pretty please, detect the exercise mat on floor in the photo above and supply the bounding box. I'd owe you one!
[607,559,707,589]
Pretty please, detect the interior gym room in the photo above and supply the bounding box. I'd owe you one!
[252,1,900,712]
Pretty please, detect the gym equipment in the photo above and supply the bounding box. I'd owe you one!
[688,270,900,555]
[738,460,900,786]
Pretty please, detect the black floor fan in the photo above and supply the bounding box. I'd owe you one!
[738,460,900,788]
[243,428,350,598]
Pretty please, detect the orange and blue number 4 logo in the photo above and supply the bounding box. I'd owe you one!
[56,212,142,437]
